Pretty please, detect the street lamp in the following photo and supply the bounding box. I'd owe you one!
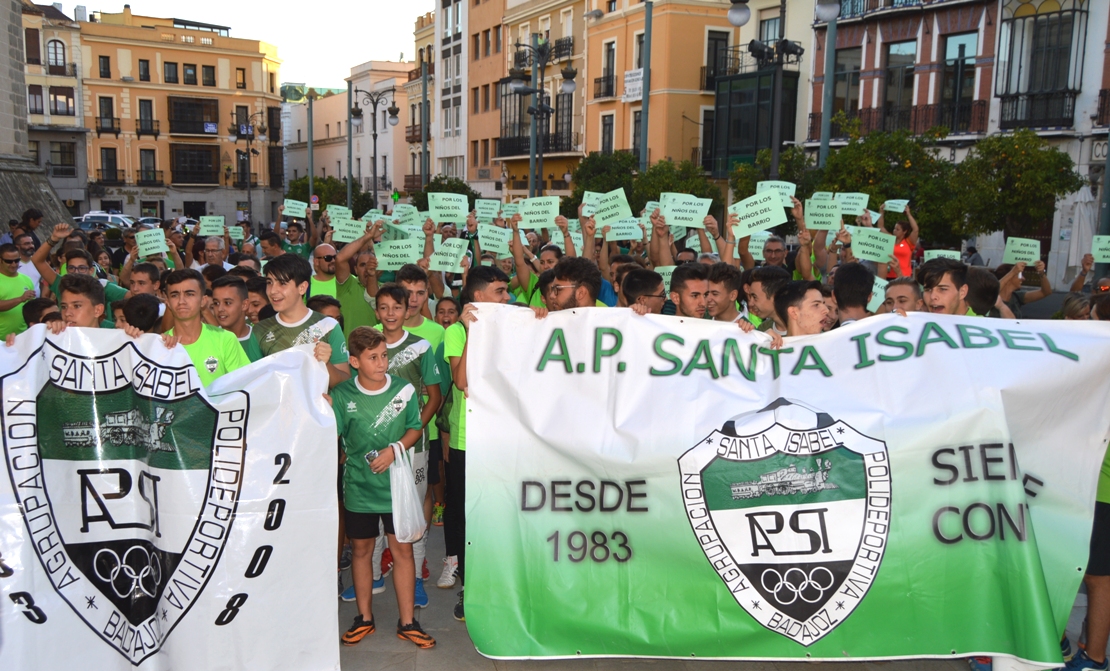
[816,0,841,168]
[727,0,751,27]
[348,86,399,210]
[508,37,578,197]
[227,112,267,235]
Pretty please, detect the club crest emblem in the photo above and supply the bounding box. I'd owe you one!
[678,398,891,646]
[2,340,249,663]
[204,356,218,373]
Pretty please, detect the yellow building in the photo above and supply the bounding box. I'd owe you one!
[80,5,283,222]
[402,12,436,193]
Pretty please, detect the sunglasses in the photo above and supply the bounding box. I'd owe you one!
[1,257,20,265]
[316,255,337,262]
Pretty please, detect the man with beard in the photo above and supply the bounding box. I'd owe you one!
[334,221,383,337]
[311,243,338,298]
[549,257,602,311]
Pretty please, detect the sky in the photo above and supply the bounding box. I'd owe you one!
[79,1,436,87]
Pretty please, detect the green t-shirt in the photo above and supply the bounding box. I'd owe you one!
[1097,443,1110,505]
[168,323,250,387]
[384,331,443,452]
[254,310,349,364]
[443,322,468,451]
[376,317,447,439]
[238,326,263,363]
[331,375,422,513]
[0,272,35,338]
[281,240,311,258]
[309,276,337,299]
[336,275,379,339]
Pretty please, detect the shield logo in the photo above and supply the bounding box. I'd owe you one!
[204,356,218,373]
[678,398,891,646]
[2,340,249,664]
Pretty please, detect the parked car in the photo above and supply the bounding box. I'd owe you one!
[76,212,136,230]
[137,217,165,227]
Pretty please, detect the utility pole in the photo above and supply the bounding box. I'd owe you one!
[528,34,539,198]
[818,14,837,168]
[421,60,429,188]
[769,0,786,180]
[307,91,315,208]
[639,0,652,173]
[346,81,353,209]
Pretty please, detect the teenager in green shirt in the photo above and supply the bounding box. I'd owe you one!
[331,326,434,650]
[161,270,249,387]
[210,275,263,362]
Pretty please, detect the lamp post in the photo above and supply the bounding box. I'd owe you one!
[508,37,577,197]
[816,0,841,168]
[227,112,267,236]
[349,87,399,211]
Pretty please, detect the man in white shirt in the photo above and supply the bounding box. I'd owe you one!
[14,233,40,296]
[199,237,234,272]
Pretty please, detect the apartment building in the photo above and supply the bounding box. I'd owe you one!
[79,6,282,222]
[22,1,87,215]
[350,61,412,203]
[466,0,507,197]
[402,12,437,193]
[806,0,1106,287]
[283,87,348,187]
[497,0,586,201]
[436,0,468,179]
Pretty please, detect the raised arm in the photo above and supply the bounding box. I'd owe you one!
[904,205,919,247]
[579,204,596,262]
[336,220,380,284]
[509,214,533,297]
[1071,253,1094,292]
[1021,260,1053,303]
[795,228,815,281]
[275,205,288,241]
[33,222,70,287]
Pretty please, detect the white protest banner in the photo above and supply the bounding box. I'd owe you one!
[282,199,308,218]
[428,237,469,272]
[593,188,634,230]
[465,305,1110,665]
[198,216,224,237]
[0,327,338,671]
[428,193,470,223]
[924,249,962,262]
[1003,237,1041,265]
[478,223,512,256]
[1094,235,1110,263]
[804,199,841,231]
[852,227,896,263]
[661,193,712,229]
[882,199,909,213]
[475,199,502,222]
[519,196,561,229]
[136,229,168,258]
[331,217,366,244]
[729,191,786,237]
[604,218,643,242]
[376,239,422,270]
[835,192,870,217]
[756,180,796,208]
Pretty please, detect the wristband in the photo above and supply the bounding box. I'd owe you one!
[726,239,736,244]
[843,243,851,249]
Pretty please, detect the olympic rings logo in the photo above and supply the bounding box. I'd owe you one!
[761,566,834,605]
[93,546,162,599]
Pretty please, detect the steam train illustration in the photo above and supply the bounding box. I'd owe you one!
[730,459,838,500]
[62,407,175,451]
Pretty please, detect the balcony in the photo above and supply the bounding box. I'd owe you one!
[404,174,423,192]
[701,66,719,92]
[168,118,221,135]
[46,62,76,77]
[95,117,121,138]
[233,172,259,188]
[513,50,531,70]
[407,62,433,81]
[365,175,391,192]
[27,57,41,65]
[172,169,219,185]
[998,92,1076,130]
[135,118,160,138]
[406,124,424,143]
[691,146,712,173]
[95,169,126,185]
[135,169,164,186]
[552,37,574,61]
[1099,90,1110,127]
[838,0,921,19]
[495,132,578,158]
[594,74,616,100]
[806,101,987,140]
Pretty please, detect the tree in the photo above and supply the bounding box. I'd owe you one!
[560,151,638,217]
[631,159,724,219]
[728,146,822,235]
[410,175,481,211]
[285,176,375,215]
[947,129,1085,238]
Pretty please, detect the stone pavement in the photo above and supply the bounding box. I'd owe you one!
[335,526,973,671]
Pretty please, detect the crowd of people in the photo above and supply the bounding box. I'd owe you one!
[1,196,1108,669]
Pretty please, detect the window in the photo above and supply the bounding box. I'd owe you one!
[495,25,502,52]
[236,68,246,89]
[834,48,862,116]
[202,65,215,86]
[269,72,276,93]
[603,41,616,76]
[46,39,65,70]
[555,91,572,144]
[50,142,76,176]
[481,139,489,165]
[601,114,614,153]
[139,148,159,184]
[606,0,617,12]
[484,30,491,57]
[164,62,179,83]
[171,144,220,184]
[48,87,74,115]
[201,36,213,45]
[28,85,43,114]
[235,105,249,125]
[100,147,118,181]
[99,55,111,78]
[706,31,729,81]
[996,2,1087,117]
[454,106,461,135]
[482,84,490,111]
[168,97,220,134]
[472,140,479,166]
[442,53,452,82]
[635,33,645,69]
[473,33,480,59]
[632,110,642,154]
[139,59,150,81]
[885,41,916,109]
[454,53,461,83]
[297,129,301,142]
[759,16,781,43]
[28,140,39,164]
[25,28,40,64]
[455,1,461,34]
[98,97,115,123]
[472,87,480,114]
[184,64,197,85]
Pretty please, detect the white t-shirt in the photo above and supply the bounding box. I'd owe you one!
[18,261,41,297]
[199,261,235,271]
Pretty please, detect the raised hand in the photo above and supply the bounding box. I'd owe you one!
[704,215,719,239]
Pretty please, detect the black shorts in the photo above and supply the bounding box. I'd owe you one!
[1089,502,1110,576]
[344,510,395,539]
[428,439,442,486]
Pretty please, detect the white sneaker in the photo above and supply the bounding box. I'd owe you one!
[436,556,458,589]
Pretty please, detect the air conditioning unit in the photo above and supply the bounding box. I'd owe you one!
[121,76,134,82]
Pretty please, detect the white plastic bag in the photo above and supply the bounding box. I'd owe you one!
[389,443,425,542]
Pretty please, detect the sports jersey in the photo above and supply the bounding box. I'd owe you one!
[309,276,337,298]
[376,316,447,440]
[254,309,348,364]
[238,325,263,362]
[336,275,378,339]
[168,323,250,387]
[331,375,421,513]
[281,240,311,258]
[0,272,35,338]
[383,331,442,452]
[443,322,468,451]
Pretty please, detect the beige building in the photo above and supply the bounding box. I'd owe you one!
[80,5,283,222]
[466,0,507,197]
[402,12,436,193]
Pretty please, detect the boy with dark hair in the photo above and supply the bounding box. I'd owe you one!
[58,274,107,328]
[32,224,127,304]
[748,266,792,335]
[622,268,667,314]
[123,294,163,333]
[915,258,970,315]
[331,326,434,650]
[832,262,875,325]
[128,263,162,295]
[669,263,710,318]
[966,267,1002,317]
[245,276,270,323]
[21,297,58,326]
[550,257,602,311]
[394,264,444,346]
[257,253,350,387]
[706,262,744,323]
[211,275,262,362]
[775,280,829,336]
[111,300,128,328]
[162,269,249,386]
[259,231,284,258]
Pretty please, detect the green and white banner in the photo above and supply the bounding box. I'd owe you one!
[466,306,1110,670]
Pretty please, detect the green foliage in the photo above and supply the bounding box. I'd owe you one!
[560,151,638,218]
[285,176,376,215]
[818,123,959,246]
[947,129,1086,238]
[631,159,725,219]
[728,146,821,235]
[410,175,481,212]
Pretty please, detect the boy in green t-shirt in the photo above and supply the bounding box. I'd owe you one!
[331,326,434,650]
[160,270,249,386]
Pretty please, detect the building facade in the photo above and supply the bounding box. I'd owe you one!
[22,2,87,215]
[79,6,283,222]
[403,12,437,194]
[350,61,411,204]
[436,0,469,179]
[467,0,507,197]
